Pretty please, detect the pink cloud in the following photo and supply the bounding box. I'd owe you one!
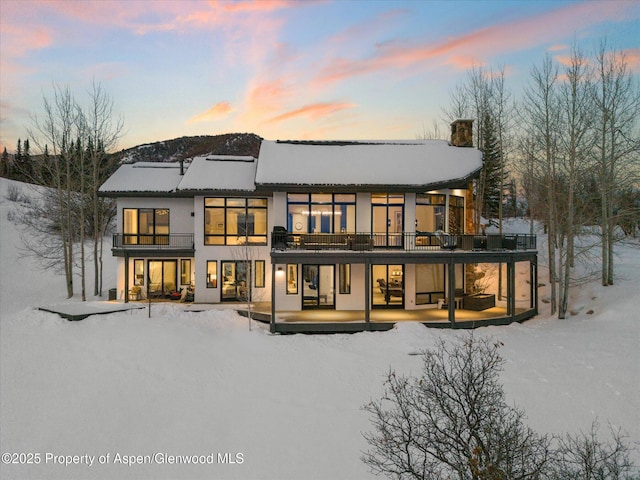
[217,0,302,13]
[621,48,640,73]
[186,102,233,124]
[265,102,358,125]
[313,0,637,86]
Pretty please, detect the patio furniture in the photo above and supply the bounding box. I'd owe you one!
[463,293,496,311]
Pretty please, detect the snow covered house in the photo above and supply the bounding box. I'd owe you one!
[99,120,538,333]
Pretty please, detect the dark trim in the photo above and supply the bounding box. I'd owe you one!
[266,310,538,334]
[271,249,537,265]
[113,248,194,257]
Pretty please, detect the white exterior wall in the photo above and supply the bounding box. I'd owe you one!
[113,188,464,310]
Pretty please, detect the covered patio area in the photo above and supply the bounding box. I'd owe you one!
[246,301,534,334]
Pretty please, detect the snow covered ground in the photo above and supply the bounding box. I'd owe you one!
[1,177,638,479]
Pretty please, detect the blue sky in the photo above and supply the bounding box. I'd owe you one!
[1,0,638,152]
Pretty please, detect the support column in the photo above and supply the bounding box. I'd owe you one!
[447,260,456,327]
[124,255,129,303]
[508,260,516,320]
[364,261,370,328]
[532,258,539,315]
[271,262,276,333]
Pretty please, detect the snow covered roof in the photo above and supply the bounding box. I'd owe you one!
[177,155,257,193]
[99,140,482,196]
[98,162,184,194]
[255,140,482,190]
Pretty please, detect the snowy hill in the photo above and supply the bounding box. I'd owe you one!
[0,177,638,479]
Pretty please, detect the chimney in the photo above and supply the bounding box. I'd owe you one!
[179,159,184,175]
[450,119,474,147]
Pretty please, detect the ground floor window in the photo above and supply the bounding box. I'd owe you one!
[287,264,298,294]
[148,260,177,298]
[180,259,191,286]
[302,265,334,309]
[221,261,251,301]
[134,259,144,286]
[207,261,217,288]
[339,264,351,294]
[415,264,444,305]
[373,264,404,308]
[255,260,265,288]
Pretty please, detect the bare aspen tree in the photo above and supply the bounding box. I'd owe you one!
[593,42,640,286]
[556,45,595,319]
[521,55,561,315]
[85,81,123,296]
[23,82,122,299]
[27,85,78,298]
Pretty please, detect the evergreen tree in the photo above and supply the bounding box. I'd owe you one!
[14,139,23,181]
[480,110,505,220]
[0,147,9,177]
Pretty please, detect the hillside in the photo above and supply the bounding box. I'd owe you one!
[112,132,263,164]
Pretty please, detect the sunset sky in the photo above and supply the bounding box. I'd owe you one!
[1,0,638,153]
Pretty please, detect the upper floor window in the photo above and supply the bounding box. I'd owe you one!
[449,195,465,234]
[123,208,169,245]
[416,194,445,233]
[287,193,356,233]
[204,197,268,245]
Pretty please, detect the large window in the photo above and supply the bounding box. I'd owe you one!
[204,198,268,245]
[123,208,169,245]
[287,193,355,234]
[416,194,445,233]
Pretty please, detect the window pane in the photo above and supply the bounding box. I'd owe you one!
[227,198,245,207]
[155,209,169,234]
[339,264,350,294]
[287,193,309,203]
[123,209,138,234]
[248,198,267,207]
[288,204,308,233]
[205,208,225,235]
[207,261,217,288]
[311,193,332,203]
[227,207,244,236]
[134,259,144,286]
[139,209,154,234]
[287,264,298,294]
[180,259,191,286]
[334,193,355,203]
[205,197,224,207]
[255,260,265,288]
[250,208,267,235]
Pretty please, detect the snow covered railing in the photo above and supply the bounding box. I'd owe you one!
[112,233,194,250]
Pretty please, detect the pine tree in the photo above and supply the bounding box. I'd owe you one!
[0,147,9,177]
[480,111,505,220]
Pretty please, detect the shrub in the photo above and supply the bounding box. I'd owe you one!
[362,336,551,479]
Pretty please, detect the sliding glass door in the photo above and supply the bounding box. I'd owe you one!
[302,265,335,309]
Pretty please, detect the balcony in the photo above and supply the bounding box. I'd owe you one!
[112,233,195,256]
[270,231,536,252]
